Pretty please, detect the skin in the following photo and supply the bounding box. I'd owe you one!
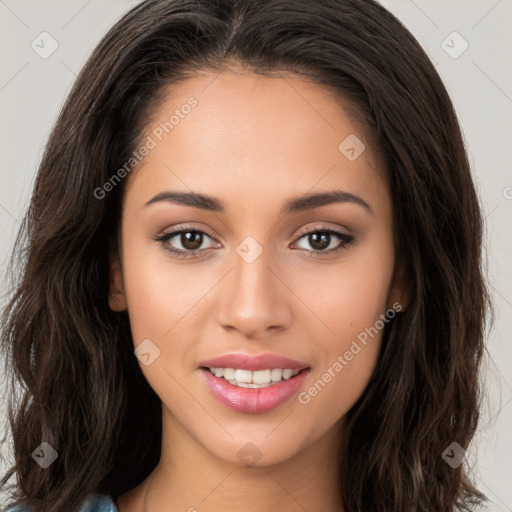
[110,68,407,512]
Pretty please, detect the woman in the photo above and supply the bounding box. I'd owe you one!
[0,0,491,510]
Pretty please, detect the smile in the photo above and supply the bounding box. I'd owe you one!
[205,367,301,388]
[198,352,311,413]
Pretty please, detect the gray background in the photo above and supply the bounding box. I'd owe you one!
[0,0,511,509]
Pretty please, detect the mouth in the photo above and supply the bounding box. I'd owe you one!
[197,353,311,414]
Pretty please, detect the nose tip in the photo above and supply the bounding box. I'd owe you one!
[216,252,293,341]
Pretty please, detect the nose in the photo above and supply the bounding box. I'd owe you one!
[216,244,294,341]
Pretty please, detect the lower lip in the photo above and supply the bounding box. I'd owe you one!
[199,368,310,414]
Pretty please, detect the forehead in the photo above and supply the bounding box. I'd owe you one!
[123,70,389,217]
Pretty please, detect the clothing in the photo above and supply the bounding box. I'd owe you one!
[0,493,118,512]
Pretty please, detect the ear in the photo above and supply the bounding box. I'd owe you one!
[108,243,128,312]
[387,261,410,313]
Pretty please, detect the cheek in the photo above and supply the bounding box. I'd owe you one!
[122,263,173,346]
[119,235,199,407]
[294,232,394,345]
[120,227,196,345]
[119,228,215,396]
[292,238,394,423]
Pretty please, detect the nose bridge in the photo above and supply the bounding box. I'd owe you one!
[216,237,292,338]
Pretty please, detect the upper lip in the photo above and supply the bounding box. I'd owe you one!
[199,353,310,371]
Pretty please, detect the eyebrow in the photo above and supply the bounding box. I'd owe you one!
[144,189,373,215]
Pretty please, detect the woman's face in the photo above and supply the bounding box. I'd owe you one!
[109,69,405,467]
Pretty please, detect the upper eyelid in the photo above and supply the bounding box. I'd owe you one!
[160,224,219,242]
[295,224,350,237]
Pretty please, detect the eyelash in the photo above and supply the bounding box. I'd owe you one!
[154,224,356,260]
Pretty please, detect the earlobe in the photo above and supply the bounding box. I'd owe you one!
[108,247,128,312]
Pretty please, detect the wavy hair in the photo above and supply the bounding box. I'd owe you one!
[0,0,492,510]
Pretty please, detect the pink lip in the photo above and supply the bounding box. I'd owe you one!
[199,367,310,414]
[198,353,310,371]
[198,353,311,414]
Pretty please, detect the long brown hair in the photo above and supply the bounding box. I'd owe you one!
[1,0,492,510]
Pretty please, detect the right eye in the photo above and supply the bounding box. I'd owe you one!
[155,226,221,259]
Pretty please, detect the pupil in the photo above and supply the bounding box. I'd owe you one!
[182,231,202,250]
[310,232,329,251]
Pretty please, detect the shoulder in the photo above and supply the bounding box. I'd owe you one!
[79,494,118,512]
[0,493,118,512]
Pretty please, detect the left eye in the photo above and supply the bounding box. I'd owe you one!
[293,228,355,254]
[155,226,355,259]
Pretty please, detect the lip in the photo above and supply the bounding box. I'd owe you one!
[198,352,310,371]
[198,352,311,414]
[199,367,310,414]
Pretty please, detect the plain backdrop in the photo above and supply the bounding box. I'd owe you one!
[0,0,511,509]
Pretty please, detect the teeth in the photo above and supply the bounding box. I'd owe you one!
[252,369,271,385]
[234,369,253,383]
[282,369,294,379]
[207,367,301,388]
[223,367,235,380]
[270,369,282,381]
